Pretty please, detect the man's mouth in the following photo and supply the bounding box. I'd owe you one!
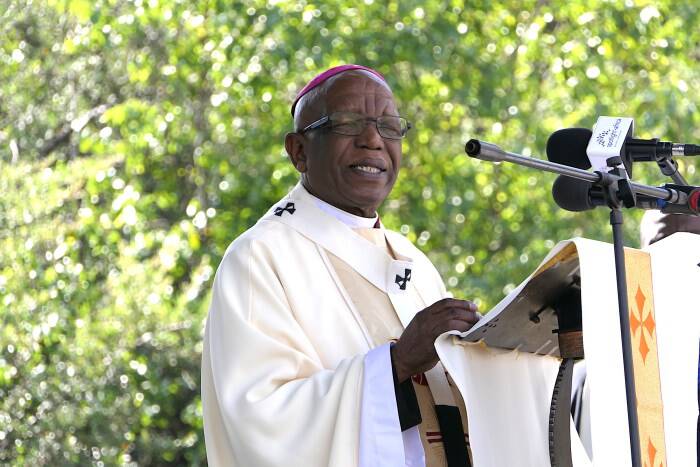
[351,165,383,174]
[349,159,387,175]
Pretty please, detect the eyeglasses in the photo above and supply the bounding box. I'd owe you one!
[298,111,412,140]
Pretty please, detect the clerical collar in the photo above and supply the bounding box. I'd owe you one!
[304,188,379,229]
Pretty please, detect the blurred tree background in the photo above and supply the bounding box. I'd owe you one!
[1,0,699,464]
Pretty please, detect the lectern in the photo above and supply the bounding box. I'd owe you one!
[436,233,699,467]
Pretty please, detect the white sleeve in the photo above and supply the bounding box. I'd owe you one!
[203,239,364,466]
[360,343,425,467]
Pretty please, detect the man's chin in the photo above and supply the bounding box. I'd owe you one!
[339,190,391,217]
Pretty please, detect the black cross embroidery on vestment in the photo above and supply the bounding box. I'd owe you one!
[395,268,412,290]
[274,202,296,217]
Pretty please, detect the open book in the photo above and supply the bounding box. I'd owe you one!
[456,242,582,357]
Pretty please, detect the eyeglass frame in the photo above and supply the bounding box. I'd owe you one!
[297,111,412,140]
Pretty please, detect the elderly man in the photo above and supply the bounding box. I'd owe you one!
[201,65,480,466]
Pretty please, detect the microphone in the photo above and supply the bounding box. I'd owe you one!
[551,176,604,212]
[626,138,700,160]
[546,128,593,169]
[552,175,700,215]
[547,128,700,168]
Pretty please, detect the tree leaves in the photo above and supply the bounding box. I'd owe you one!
[1,0,699,464]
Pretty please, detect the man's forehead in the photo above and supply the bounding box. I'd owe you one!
[300,77,396,127]
[293,69,396,127]
[324,70,393,96]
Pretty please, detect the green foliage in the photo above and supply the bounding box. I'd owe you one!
[1,0,698,464]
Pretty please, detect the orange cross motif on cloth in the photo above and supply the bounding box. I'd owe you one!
[646,436,663,467]
[629,286,656,364]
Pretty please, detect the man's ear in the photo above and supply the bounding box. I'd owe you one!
[284,132,307,173]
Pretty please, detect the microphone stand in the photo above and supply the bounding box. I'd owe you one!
[608,206,641,466]
[463,140,692,467]
[599,157,641,467]
[655,155,688,185]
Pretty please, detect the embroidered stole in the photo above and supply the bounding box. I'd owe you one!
[327,227,472,466]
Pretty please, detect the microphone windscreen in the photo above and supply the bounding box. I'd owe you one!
[552,175,596,212]
[689,189,700,213]
[546,128,593,169]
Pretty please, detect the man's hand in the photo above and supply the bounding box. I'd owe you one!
[391,298,480,383]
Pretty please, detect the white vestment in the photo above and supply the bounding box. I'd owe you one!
[202,183,450,466]
[435,235,699,466]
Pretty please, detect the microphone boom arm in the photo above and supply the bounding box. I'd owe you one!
[465,139,689,206]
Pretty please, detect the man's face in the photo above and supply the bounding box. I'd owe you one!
[286,72,403,217]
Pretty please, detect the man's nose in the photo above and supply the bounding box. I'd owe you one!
[355,121,384,149]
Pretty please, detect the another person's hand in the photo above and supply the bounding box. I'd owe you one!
[391,298,480,382]
[641,211,700,247]
[652,213,700,240]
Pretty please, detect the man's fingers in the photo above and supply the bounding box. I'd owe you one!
[427,313,479,335]
[444,308,480,324]
[440,319,478,334]
[432,298,478,314]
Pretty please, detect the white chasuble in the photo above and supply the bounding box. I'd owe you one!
[202,184,452,466]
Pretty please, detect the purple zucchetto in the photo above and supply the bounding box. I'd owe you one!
[290,64,386,116]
